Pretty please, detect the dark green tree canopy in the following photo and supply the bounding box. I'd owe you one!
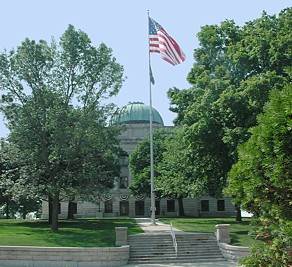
[226,85,292,267]
[0,140,40,218]
[226,85,292,218]
[0,25,124,230]
[167,8,291,197]
[129,129,170,197]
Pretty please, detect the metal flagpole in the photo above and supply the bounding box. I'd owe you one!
[147,10,156,225]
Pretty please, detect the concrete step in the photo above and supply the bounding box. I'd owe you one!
[130,246,220,250]
[130,253,223,258]
[130,255,224,260]
[129,233,224,264]
[130,248,221,253]
[128,257,226,264]
[129,239,217,245]
[130,250,222,256]
[130,244,219,249]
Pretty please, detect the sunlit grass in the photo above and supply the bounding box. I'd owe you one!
[160,217,262,247]
[0,218,143,247]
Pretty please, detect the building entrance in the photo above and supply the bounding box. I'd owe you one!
[155,200,160,215]
[135,201,145,216]
[120,201,129,216]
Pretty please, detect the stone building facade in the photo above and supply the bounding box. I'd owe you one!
[41,102,236,219]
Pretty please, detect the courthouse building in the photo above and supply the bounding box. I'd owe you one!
[41,102,236,219]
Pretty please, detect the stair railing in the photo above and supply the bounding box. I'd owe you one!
[170,222,178,257]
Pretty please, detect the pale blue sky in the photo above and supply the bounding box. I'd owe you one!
[0,0,290,136]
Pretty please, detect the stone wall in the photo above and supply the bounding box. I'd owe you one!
[216,224,292,264]
[41,195,236,219]
[198,196,236,217]
[218,243,250,262]
[219,243,292,263]
[0,245,129,267]
[288,248,292,263]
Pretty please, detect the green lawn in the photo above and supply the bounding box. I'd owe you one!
[160,217,261,247]
[0,218,143,247]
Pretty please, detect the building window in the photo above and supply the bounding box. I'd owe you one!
[119,176,128,189]
[104,200,113,213]
[71,202,77,214]
[135,201,145,216]
[217,199,225,211]
[201,200,209,212]
[167,200,175,212]
[58,203,61,214]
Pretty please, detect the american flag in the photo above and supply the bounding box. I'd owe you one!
[149,17,186,66]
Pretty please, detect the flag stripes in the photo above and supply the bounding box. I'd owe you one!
[149,17,186,65]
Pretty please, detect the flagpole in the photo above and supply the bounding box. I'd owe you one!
[147,10,156,225]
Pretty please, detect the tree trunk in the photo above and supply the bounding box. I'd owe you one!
[48,195,52,224]
[235,204,242,222]
[5,201,9,219]
[67,201,75,219]
[177,197,185,217]
[22,209,27,219]
[51,194,59,231]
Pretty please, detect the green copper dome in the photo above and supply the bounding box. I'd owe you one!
[112,102,164,125]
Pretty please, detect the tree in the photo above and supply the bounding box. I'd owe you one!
[129,128,195,216]
[0,25,124,230]
[156,128,203,216]
[129,129,170,197]
[167,8,291,206]
[226,85,292,266]
[0,140,40,219]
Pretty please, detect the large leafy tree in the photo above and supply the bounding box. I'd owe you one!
[0,25,124,230]
[129,129,170,197]
[226,86,292,266]
[168,8,291,203]
[129,129,194,216]
[0,140,40,219]
[156,128,204,216]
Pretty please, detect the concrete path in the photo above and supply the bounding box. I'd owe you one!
[134,218,181,234]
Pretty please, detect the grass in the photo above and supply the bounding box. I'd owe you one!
[0,218,143,247]
[160,217,262,247]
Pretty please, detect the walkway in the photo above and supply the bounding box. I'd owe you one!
[134,218,181,233]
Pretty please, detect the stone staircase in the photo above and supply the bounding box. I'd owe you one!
[128,232,226,264]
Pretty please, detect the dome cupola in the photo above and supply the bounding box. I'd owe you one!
[112,102,164,125]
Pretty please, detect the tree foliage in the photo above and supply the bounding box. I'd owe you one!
[0,140,40,218]
[156,128,205,198]
[227,85,292,266]
[129,129,170,197]
[226,86,292,218]
[0,25,124,230]
[129,128,202,216]
[167,8,291,197]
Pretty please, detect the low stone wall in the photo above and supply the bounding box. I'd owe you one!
[288,248,292,263]
[0,245,129,267]
[219,243,292,263]
[218,243,250,262]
